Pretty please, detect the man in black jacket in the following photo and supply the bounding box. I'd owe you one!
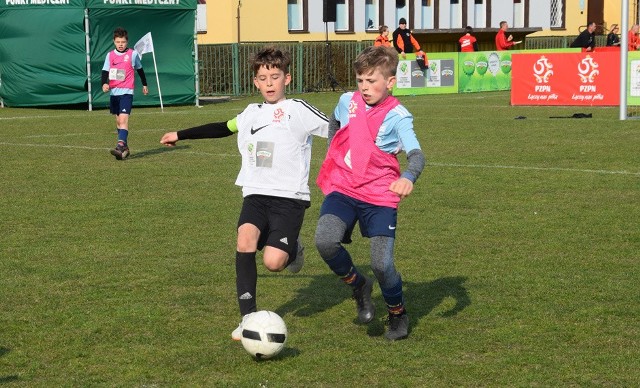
[570,22,597,51]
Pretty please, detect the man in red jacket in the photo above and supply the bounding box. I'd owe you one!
[495,21,520,51]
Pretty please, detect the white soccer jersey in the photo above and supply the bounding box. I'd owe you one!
[234,99,328,201]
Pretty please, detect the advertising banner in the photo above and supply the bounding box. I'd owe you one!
[627,51,640,106]
[458,50,515,93]
[511,52,620,106]
[393,53,458,96]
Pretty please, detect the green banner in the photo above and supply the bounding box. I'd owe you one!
[0,0,85,8]
[393,53,458,96]
[458,48,580,93]
[458,50,516,93]
[627,51,640,106]
[86,0,195,9]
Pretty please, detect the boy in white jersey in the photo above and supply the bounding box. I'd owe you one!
[101,27,149,160]
[160,47,329,340]
[314,46,425,340]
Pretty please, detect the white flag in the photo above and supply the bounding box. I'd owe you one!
[134,32,154,56]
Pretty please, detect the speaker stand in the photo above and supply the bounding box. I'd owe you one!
[309,22,346,93]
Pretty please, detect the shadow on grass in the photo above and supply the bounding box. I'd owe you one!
[275,274,470,338]
[127,145,190,159]
[0,347,19,384]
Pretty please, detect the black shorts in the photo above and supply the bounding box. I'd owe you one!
[238,195,309,257]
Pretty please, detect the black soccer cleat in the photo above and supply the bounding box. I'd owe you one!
[110,143,130,160]
[352,276,375,323]
[384,313,409,341]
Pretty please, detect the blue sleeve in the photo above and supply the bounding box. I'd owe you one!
[101,54,110,72]
[132,51,143,70]
[395,115,421,153]
[333,92,353,125]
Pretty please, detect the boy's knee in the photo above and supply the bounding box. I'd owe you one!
[315,214,345,259]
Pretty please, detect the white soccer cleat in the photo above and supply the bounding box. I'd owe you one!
[232,314,251,341]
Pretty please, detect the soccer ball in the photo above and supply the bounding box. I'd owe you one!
[240,310,288,360]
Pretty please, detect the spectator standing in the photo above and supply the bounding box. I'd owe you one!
[628,24,640,51]
[458,26,479,52]
[495,21,519,51]
[606,24,620,46]
[570,22,596,51]
[374,25,392,47]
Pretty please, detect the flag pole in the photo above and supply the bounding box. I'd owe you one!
[151,50,164,112]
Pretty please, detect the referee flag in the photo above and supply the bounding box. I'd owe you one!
[134,32,154,56]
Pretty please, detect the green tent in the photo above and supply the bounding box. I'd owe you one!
[0,0,87,107]
[0,0,197,108]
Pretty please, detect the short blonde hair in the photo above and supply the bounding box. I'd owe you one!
[353,46,398,78]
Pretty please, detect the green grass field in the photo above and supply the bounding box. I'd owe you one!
[1,91,639,386]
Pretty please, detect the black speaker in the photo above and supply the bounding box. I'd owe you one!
[323,0,337,23]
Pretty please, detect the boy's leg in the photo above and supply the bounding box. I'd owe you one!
[260,196,307,273]
[232,197,266,340]
[109,94,132,160]
[360,204,408,340]
[315,192,374,323]
[370,235,409,340]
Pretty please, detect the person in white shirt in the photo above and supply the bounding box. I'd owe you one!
[160,46,329,340]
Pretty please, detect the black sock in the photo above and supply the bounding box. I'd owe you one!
[236,251,257,316]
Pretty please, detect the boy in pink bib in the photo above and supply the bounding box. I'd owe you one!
[315,46,425,340]
[101,27,149,160]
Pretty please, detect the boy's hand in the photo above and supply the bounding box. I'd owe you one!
[389,177,414,199]
[160,132,179,147]
[102,84,110,93]
[142,86,149,95]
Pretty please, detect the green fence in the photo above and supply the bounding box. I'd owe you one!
[198,41,369,96]
[197,36,602,97]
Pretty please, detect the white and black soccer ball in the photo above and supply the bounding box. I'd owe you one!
[240,310,288,360]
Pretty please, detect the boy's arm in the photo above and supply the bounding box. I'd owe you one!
[390,149,426,199]
[160,119,237,146]
[136,68,148,87]
[401,149,426,183]
[327,115,341,144]
[136,68,149,95]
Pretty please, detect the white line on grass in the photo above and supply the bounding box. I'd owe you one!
[430,162,640,177]
[0,141,239,158]
[1,141,637,176]
[18,128,169,139]
[0,109,240,121]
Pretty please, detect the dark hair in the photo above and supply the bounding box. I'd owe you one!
[251,46,291,75]
[113,27,128,41]
[465,26,473,33]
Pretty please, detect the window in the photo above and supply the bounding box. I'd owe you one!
[336,0,351,31]
[196,0,207,33]
[450,0,461,28]
[288,0,306,31]
[474,0,485,27]
[550,0,564,29]
[513,0,524,28]
[421,0,433,29]
[396,0,408,26]
[365,0,379,31]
